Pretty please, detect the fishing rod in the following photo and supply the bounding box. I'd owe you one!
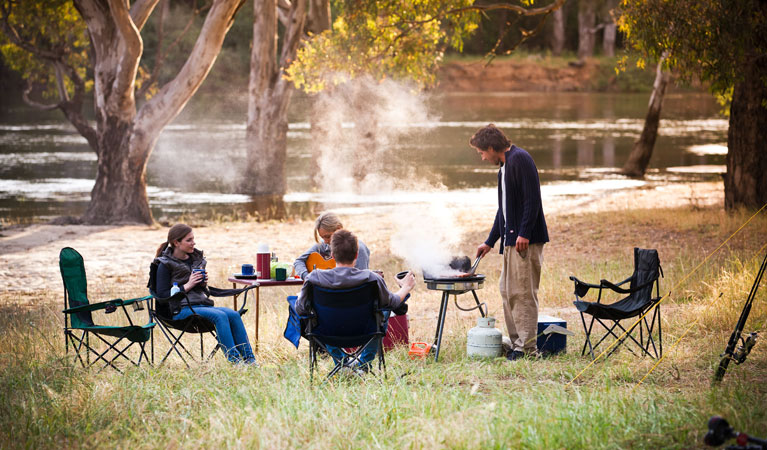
[713,250,767,384]
[705,416,767,449]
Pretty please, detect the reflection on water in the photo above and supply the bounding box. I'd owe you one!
[0,91,727,221]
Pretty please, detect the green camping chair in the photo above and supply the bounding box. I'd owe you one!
[60,247,155,373]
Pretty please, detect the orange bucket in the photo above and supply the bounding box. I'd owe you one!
[408,342,433,359]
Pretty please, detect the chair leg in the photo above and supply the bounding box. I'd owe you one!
[579,312,596,359]
[309,342,317,383]
[68,330,89,368]
[657,304,662,358]
[155,323,192,368]
[378,337,386,379]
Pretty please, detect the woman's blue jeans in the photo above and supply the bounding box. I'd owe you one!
[174,305,255,363]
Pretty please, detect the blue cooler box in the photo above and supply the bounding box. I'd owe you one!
[537,315,568,355]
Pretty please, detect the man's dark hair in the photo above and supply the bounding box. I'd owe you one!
[331,229,358,264]
[469,124,511,152]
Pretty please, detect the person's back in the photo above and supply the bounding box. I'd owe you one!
[295,229,415,369]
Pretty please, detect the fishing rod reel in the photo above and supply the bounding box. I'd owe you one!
[714,251,767,383]
[705,416,767,449]
[729,332,758,365]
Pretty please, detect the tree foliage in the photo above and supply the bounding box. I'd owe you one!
[285,0,481,92]
[0,0,90,102]
[619,0,767,96]
[286,0,565,93]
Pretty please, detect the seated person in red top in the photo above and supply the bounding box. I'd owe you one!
[296,229,415,368]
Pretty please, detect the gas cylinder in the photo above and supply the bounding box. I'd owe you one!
[467,317,503,358]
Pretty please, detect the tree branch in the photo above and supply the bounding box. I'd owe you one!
[107,0,142,112]
[278,0,306,70]
[21,81,60,111]
[277,0,292,27]
[387,0,567,28]
[137,0,212,99]
[134,0,245,158]
[130,0,161,30]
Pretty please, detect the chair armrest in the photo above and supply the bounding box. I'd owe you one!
[570,276,601,298]
[569,276,600,288]
[208,284,258,297]
[209,284,257,313]
[599,279,632,294]
[121,295,153,306]
[63,298,126,314]
[150,291,186,305]
[600,276,657,295]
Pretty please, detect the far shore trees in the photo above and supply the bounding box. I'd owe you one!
[621,0,767,210]
[1,0,245,224]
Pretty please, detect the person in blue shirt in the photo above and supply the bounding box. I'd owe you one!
[471,124,549,361]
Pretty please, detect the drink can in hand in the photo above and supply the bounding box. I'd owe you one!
[193,268,206,281]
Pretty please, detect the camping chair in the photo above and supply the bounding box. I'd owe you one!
[570,247,663,360]
[147,260,257,367]
[59,247,155,373]
[304,282,387,381]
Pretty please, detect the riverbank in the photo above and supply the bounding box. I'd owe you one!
[436,54,703,93]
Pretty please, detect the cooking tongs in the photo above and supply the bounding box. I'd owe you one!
[467,254,483,276]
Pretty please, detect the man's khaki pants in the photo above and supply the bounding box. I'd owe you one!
[499,243,544,354]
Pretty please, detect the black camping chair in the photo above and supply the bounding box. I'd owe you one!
[570,247,664,360]
[59,247,155,373]
[147,261,257,367]
[304,282,387,381]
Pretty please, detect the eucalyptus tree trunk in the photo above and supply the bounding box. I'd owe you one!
[550,6,565,56]
[306,0,330,34]
[577,0,596,59]
[73,0,244,224]
[621,53,670,177]
[601,0,618,57]
[244,0,307,195]
[725,53,767,210]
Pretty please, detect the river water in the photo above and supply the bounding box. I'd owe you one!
[0,91,727,222]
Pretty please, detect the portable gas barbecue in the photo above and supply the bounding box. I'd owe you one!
[401,255,488,362]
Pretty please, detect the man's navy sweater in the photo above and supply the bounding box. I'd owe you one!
[485,145,549,253]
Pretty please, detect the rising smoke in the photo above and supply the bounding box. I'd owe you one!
[309,76,467,276]
[310,76,436,194]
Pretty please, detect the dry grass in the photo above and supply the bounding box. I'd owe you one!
[0,204,766,449]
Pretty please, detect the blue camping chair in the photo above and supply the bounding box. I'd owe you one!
[304,281,387,381]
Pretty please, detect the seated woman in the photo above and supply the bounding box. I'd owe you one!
[293,212,371,280]
[153,223,256,365]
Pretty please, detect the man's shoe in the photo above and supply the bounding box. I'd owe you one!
[506,350,525,361]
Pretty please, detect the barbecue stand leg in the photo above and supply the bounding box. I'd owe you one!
[434,291,450,362]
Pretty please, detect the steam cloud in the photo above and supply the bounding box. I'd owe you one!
[310,76,435,193]
[310,76,469,276]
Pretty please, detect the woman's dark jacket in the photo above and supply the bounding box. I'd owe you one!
[153,247,212,315]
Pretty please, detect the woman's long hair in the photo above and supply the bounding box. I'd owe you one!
[155,223,193,257]
[314,212,343,243]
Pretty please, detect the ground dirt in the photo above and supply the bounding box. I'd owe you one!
[0,181,724,295]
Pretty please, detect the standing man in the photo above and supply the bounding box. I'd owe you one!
[472,124,548,361]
